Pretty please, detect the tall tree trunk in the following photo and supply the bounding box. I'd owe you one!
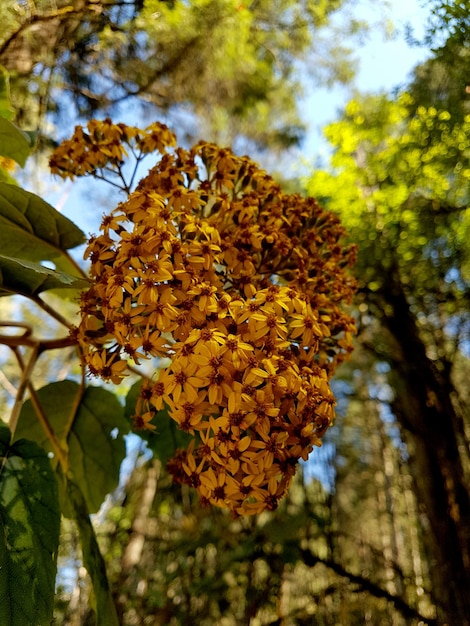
[377,277,470,625]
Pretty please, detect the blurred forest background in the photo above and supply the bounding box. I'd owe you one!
[1,0,469,624]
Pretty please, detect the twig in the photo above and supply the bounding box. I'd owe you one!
[0,369,17,398]
[0,326,76,351]
[24,375,69,473]
[299,548,438,625]
[0,322,76,471]
[32,295,75,328]
[62,374,85,448]
[8,344,39,437]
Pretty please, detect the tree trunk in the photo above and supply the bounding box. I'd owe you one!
[378,277,470,625]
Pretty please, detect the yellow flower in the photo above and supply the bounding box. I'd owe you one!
[160,359,203,404]
[236,475,282,515]
[249,431,289,469]
[132,411,157,431]
[136,122,176,154]
[112,298,147,343]
[104,270,135,309]
[199,467,228,505]
[182,448,205,488]
[166,393,207,433]
[87,349,128,384]
[139,327,169,358]
[289,311,322,347]
[249,309,288,341]
[221,334,254,369]
[188,282,219,314]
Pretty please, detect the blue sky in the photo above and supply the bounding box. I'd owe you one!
[300,0,431,165]
[354,0,429,91]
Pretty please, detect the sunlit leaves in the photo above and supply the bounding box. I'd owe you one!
[16,381,129,514]
[0,118,32,166]
[0,67,14,121]
[0,183,85,260]
[66,480,120,626]
[0,422,60,626]
[304,93,470,299]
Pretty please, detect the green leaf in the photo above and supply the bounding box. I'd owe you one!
[0,166,17,185]
[125,380,193,465]
[16,380,130,514]
[0,183,85,265]
[0,118,33,166]
[66,480,120,626]
[0,254,89,297]
[0,66,15,121]
[0,422,60,626]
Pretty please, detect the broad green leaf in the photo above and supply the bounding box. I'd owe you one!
[125,380,193,465]
[0,254,89,297]
[0,118,33,166]
[16,380,129,514]
[0,183,85,266]
[66,480,120,626]
[0,66,15,121]
[0,422,60,626]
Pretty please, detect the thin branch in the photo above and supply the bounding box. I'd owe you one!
[0,326,77,351]
[32,295,75,329]
[25,375,69,473]
[0,320,33,340]
[1,326,72,471]
[89,171,130,192]
[126,363,152,380]
[299,548,437,625]
[8,344,39,437]
[0,369,17,398]
[0,5,100,58]
[62,373,85,448]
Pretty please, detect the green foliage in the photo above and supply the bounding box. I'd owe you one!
[305,93,470,306]
[100,462,321,624]
[0,117,32,165]
[304,70,470,623]
[0,182,85,261]
[0,422,60,626]
[421,0,470,51]
[0,255,89,297]
[0,181,87,296]
[67,480,120,626]
[16,381,128,514]
[408,56,470,123]
[97,454,436,625]
[0,110,86,294]
[407,2,470,123]
[0,67,14,121]
[0,0,361,150]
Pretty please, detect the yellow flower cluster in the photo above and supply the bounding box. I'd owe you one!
[49,118,176,180]
[51,120,356,516]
